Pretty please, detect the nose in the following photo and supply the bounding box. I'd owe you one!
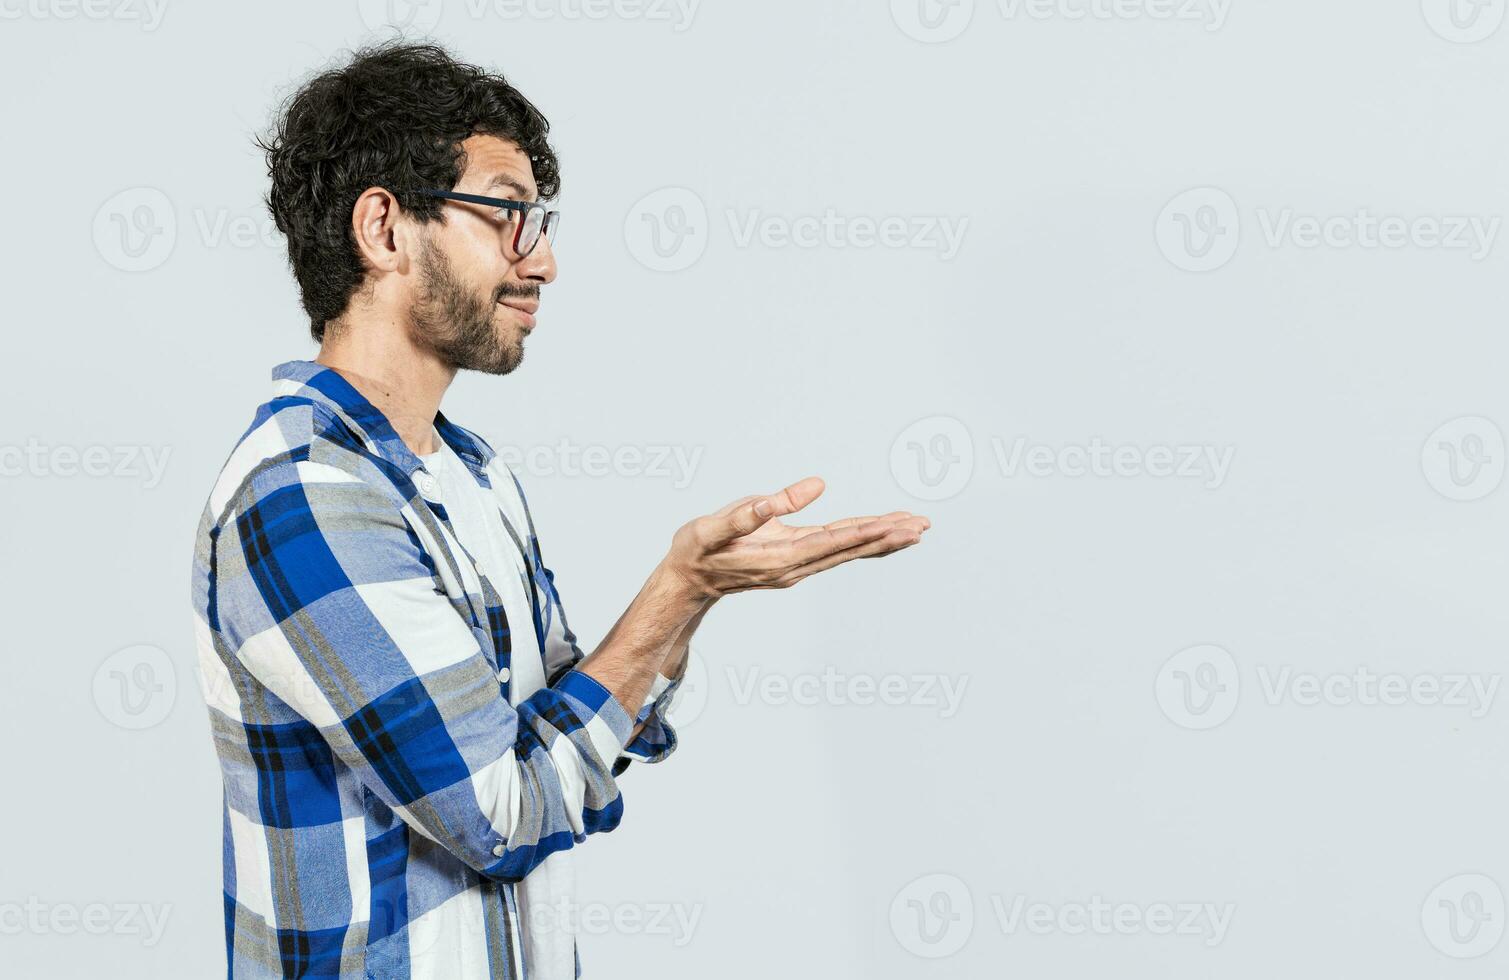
[516,233,557,285]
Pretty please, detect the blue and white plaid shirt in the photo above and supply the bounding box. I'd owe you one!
[190,360,682,978]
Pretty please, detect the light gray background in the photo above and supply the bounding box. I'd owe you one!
[3,0,1508,976]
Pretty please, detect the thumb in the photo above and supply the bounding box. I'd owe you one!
[706,476,826,545]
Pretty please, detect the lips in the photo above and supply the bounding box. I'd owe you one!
[497,298,538,328]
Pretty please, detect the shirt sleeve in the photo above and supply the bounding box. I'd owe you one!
[612,650,691,776]
[211,455,635,884]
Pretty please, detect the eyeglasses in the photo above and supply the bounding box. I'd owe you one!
[415,189,561,258]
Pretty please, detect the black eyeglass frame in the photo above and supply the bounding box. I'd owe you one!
[415,189,560,257]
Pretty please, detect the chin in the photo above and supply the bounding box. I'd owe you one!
[485,344,525,376]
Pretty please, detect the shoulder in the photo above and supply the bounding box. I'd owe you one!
[201,394,404,526]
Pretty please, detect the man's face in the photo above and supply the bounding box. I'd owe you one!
[407,133,558,375]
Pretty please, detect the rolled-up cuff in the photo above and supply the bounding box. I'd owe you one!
[613,651,693,775]
[554,667,635,763]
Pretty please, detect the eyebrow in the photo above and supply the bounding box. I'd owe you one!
[484,174,536,201]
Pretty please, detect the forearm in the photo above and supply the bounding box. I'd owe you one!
[656,599,710,685]
[610,598,712,746]
[577,562,710,716]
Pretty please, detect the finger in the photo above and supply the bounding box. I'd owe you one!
[783,516,913,566]
[826,512,929,531]
[705,476,826,546]
[712,495,760,518]
[793,511,921,540]
[779,526,923,584]
[795,515,930,545]
[790,517,877,542]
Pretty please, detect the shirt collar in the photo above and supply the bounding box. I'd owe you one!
[270,359,496,481]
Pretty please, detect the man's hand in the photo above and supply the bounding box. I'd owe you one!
[581,477,928,716]
[660,476,931,599]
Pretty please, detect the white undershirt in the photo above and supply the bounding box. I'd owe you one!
[420,434,575,980]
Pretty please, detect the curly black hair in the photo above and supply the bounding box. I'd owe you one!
[258,41,560,341]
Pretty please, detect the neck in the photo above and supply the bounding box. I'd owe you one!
[315,314,456,458]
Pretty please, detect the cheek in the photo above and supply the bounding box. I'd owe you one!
[445,224,508,288]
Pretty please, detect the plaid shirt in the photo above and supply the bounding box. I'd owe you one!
[190,360,682,979]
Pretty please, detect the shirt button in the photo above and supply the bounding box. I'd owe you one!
[492,844,505,858]
[416,473,437,495]
[497,667,511,683]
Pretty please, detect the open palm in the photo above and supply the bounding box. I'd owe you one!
[668,477,931,596]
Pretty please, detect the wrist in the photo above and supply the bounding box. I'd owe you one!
[649,559,716,612]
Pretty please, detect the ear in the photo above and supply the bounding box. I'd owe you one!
[350,187,414,274]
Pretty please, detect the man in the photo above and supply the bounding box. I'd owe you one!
[190,41,930,979]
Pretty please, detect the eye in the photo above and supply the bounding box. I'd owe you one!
[495,207,519,223]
